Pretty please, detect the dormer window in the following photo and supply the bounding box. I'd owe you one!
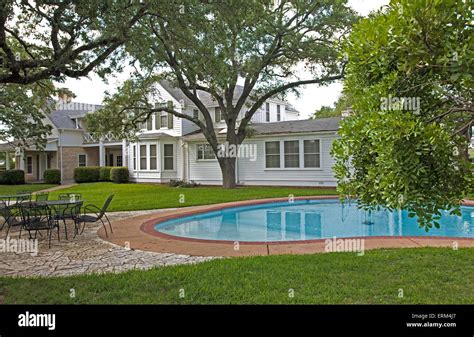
[277,105,281,121]
[266,103,270,122]
[215,107,223,122]
[75,118,81,129]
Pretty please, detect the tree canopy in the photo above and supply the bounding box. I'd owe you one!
[87,0,358,188]
[332,0,473,229]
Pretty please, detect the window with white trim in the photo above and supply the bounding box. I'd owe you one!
[149,145,157,170]
[78,154,86,167]
[140,145,147,170]
[284,140,299,168]
[277,105,281,121]
[193,109,199,119]
[163,144,174,170]
[304,140,320,168]
[197,144,215,160]
[132,145,136,170]
[265,141,280,168]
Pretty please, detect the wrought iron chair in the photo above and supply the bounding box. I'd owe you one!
[35,192,49,202]
[51,200,83,240]
[19,203,58,248]
[76,195,114,237]
[58,193,82,202]
[0,200,23,237]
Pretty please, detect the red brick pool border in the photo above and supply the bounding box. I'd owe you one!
[98,197,474,257]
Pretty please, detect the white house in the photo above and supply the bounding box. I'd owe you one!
[11,81,340,187]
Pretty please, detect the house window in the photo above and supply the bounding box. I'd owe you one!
[132,145,137,170]
[160,112,168,128]
[193,109,199,119]
[266,103,270,122]
[215,107,223,122]
[154,112,161,129]
[284,140,299,168]
[277,105,281,121]
[304,140,320,168]
[146,116,153,131]
[150,145,157,170]
[197,144,215,160]
[116,155,123,167]
[78,154,87,167]
[164,144,174,170]
[140,145,147,170]
[26,156,33,174]
[265,141,280,168]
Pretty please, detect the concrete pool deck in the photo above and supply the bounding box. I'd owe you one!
[98,196,474,257]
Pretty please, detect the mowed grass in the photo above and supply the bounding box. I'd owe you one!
[49,182,338,211]
[0,184,55,195]
[0,248,472,304]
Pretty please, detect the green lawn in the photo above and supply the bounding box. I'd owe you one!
[0,184,55,195]
[1,248,472,304]
[49,182,338,211]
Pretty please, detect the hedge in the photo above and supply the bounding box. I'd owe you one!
[110,167,129,183]
[99,167,113,182]
[74,167,100,183]
[43,169,61,184]
[0,169,25,185]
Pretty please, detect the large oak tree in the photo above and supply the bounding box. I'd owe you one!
[87,0,357,188]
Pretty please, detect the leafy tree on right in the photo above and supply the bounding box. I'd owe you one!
[332,0,473,230]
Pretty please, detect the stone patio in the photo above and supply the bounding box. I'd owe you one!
[0,209,217,278]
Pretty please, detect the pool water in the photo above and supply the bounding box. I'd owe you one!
[154,199,474,242]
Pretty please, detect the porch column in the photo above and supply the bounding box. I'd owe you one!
[99,140,105,166]
[16,148,25,170]
[122,139,127,168]
[5,152,10,170]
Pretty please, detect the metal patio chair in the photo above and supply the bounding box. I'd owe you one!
[19,203,59,248]
[76,195,114,237]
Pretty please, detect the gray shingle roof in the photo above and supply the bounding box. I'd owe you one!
[47,101,102,129]
[183,117,341,140]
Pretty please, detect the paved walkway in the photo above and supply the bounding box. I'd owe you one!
[0,210,216,278]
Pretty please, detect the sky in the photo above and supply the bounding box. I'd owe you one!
[61,0,390,119]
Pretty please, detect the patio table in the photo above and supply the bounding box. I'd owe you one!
[34,200,84,238]
[0,194,31,206]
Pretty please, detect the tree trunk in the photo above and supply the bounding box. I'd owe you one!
[219,156,237,189]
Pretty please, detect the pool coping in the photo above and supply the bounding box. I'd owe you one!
[98,196,474,257]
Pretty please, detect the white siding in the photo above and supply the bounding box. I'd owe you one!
[187,142,222,184]
[185,132,338,186]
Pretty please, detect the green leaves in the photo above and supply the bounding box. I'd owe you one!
[333,0,474,230]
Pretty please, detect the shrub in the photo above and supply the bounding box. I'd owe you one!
[74,167,100,183]
[99,167,113,182]
[110,167,129,183]
[169,179,200,188]
[0,169,25,185]
[43,169,61,184]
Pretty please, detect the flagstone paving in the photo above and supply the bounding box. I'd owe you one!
[0,210,217,278]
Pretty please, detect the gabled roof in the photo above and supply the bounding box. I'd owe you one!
[158,80,293,110]
[47,101,102,129]
[182,117,341,140]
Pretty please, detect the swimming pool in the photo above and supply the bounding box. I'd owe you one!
[154,199,474,242]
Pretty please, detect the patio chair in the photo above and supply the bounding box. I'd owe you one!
[35,192,49,202]
[0,200,23,236]
[76,194,114,237]
[19,203,58,248]
[58,193,82,202]
[52,200,83,240]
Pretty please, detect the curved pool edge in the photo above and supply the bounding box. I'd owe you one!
[98,196,474,257]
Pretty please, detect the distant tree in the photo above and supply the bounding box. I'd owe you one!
[87,0,357,188]
[332,0,473,230]
[312,93,351,119]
